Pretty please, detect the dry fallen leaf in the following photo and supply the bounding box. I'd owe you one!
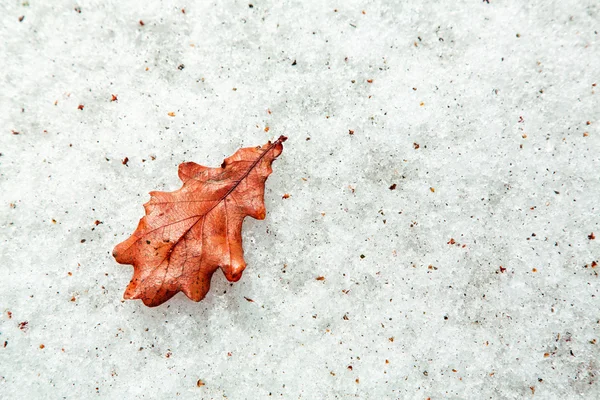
[113,136,287,306]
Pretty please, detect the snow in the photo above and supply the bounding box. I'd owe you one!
[1,0,599,398]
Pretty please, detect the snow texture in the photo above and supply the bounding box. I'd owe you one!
[1,0,599,398]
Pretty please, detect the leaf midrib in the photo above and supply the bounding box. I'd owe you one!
[126,138,281,251]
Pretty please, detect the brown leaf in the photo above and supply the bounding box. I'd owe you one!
[113,136,287,307]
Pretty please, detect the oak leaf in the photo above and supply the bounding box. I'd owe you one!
[113,136,287,307]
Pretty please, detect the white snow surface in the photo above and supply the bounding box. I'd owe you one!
[1,0,599,398]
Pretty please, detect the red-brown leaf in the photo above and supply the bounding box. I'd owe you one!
[113,136,287,307]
